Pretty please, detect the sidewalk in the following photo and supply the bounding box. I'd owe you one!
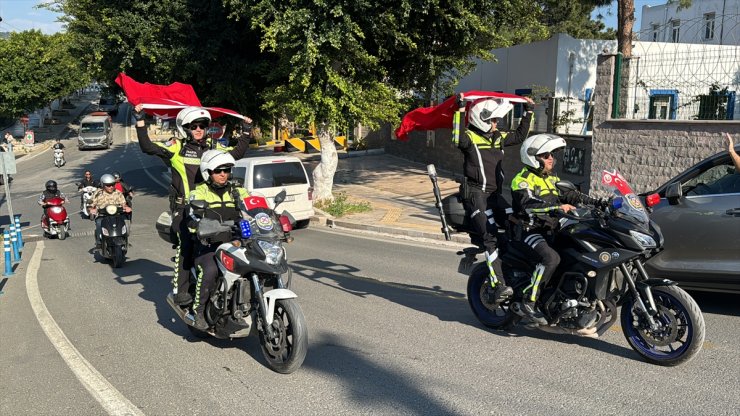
[292,150,472,245]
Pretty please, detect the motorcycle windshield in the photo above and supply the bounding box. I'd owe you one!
[243,207,281,239]
[601,169,649,228]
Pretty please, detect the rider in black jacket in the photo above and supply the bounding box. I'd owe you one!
[453,96,534,302]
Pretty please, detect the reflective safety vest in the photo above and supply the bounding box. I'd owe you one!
[188,182,250,223]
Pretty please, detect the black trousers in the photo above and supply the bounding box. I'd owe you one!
[464,187,511,283]
[521,231,560,302]
[192,248,219,313]
[171,206,195,296]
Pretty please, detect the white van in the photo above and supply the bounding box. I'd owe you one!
[232,156,314,228]
[78,112,112,149]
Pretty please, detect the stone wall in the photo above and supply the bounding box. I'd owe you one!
[591,54,740,194]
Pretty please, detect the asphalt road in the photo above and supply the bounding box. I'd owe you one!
[1,112,739,415]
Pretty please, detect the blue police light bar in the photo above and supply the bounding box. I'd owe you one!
[239,219,252,238]
[611,197,623,210]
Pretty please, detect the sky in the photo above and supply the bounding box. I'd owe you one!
[0,0,666,35]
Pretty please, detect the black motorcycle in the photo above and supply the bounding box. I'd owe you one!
[166,190,307,374]
[428,166,705,366]
[96,204,129,268]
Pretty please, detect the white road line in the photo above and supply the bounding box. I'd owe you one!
[26,241,145,416]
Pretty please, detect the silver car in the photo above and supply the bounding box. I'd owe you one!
[642,146,740,293]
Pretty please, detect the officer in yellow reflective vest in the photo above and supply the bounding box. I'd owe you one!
[186,150,250,330]
[510,134,600,324]
[134,104,251,306]
[453,96,534,303]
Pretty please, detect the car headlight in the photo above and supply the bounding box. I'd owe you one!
[105,205,118,215]
[630,230,656,248]
[257,240,284,265]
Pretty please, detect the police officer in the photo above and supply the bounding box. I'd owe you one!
[133,104,252,306]
[89,174,131,248]
[187,150,249,330]
[510,134,600,324]
[453,96,534,303]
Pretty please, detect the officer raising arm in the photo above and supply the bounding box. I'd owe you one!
[133,104,252,306]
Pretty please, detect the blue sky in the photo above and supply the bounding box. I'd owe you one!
[0,0,64,34]
[1,0,663,35]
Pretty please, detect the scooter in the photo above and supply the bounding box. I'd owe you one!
[77,184,98,218]
[94,205,129,268]
[41,196,70,240]
[53,148,65,168]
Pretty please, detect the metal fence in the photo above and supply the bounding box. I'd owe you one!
[617,13,740,121]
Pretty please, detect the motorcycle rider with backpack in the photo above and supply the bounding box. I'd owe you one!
[133,104,252,306]
[510,133,602,324]
[453,96,534,303]
[186,150,250,330]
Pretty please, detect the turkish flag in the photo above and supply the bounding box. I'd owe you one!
[114,73,250,121]
[394,91,529,141]
[243,196,269,210]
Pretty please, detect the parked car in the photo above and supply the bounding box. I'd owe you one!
[97,96,119,115]
[232,155,314,229]
[641,146,740,293]
[78,113,113,150]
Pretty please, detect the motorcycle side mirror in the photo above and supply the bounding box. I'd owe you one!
[665,182,682,205]
[273,189,287,208]
[556,180,578,193]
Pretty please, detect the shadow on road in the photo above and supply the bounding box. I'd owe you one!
[686,290,740,317]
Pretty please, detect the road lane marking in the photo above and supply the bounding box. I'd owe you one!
[26,241,145,416]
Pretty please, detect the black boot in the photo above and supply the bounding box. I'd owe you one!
[190,309,208,330]
[521,300,548,325]
[173,292,193,306]
[493,285,513,303]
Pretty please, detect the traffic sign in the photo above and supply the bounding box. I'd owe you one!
[24,130,34,146]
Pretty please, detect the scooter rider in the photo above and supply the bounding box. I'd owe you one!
[133,104,252,306]
[89,174,131,249]
[453,96,534,303]
[510,134,601,324]
[187,150,250,330]
[38,180,68,213]
[78,170,100,210]
[52,138,65,150]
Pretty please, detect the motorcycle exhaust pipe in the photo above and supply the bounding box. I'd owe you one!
[536,325,600,339]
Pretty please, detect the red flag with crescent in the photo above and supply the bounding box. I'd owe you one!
[244,196,269,210]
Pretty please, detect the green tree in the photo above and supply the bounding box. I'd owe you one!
[0,30,89,118]
[43,0,274,120]
[539,0,615,40]
[226,0,549,201]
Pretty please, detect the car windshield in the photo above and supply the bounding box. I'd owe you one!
[601,169,649,227]
[253,162,307,188]
[81,122,105,133]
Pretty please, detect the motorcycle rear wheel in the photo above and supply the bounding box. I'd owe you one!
[467,263,515,329]
[112,244,125,268]
[259,299,307,374]
[621,285,705,366]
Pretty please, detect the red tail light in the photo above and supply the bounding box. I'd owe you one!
[308,186,313,201]
[646,193,661,207]
[279,215,293,232]
[220,251,235,272]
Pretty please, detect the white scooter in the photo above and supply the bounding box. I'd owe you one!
[77,185,98,218]
[53,148,65,168]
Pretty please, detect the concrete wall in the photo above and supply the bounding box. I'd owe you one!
[640,0,740,45]
[591,53,740,195]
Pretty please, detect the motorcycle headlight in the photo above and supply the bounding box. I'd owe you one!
[630,230,656,249]
[257,240,284,265]
[105,205,118,215]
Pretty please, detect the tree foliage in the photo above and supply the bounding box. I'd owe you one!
[0,30,89,118]
[539,0,616,40]
[42,0,274,120]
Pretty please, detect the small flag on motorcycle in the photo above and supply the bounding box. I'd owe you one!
[244,196,269,210]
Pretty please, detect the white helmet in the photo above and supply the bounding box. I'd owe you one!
[468,98,513,132]
[199,150,236,181]
[520,133,567,170]
[176,106,211,138]
[100,173,116,186]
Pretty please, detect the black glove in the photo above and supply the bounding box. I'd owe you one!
[133,109,146,121]
[241,123,253,139]
[523,101,535,112]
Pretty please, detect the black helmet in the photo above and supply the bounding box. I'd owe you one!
[112,171,121,180]
[45,180,57,192]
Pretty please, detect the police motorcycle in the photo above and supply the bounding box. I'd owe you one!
[166,190,307,374]
[95,204,130,268]
[428,166,705,366]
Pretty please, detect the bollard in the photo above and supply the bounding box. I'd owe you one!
[9,225,20,264]
[3,230,14,276]
[14,216,23,249]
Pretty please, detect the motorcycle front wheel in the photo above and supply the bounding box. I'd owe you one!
[467,263,515,330]
[621,285,705,366]
[112,244,125,268]
[58,227,67,240]
[259,298,307,374]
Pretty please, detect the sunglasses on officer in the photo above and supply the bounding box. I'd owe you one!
[538,152,555,160]
[189,123,208,131]
[211,167,231,174]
